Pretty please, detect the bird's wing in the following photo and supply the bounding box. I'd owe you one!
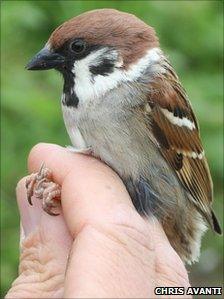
[144,67,221,233]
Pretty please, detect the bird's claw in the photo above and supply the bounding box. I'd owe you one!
[25,163,61,215]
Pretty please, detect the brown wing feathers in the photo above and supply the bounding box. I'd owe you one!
[148,72,221,234]
[151,105,203,155]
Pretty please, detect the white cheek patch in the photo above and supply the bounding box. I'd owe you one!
[161,108,196,130]
[72,47,162,103]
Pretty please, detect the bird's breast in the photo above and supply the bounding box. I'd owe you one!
[61,99,154,178]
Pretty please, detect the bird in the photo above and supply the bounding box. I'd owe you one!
[26,8,222,264]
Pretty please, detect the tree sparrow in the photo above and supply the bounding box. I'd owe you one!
[26,9,221,264]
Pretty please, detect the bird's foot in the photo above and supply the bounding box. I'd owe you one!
[26,163,61,216]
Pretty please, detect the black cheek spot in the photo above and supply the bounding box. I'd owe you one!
[89,58,115,76]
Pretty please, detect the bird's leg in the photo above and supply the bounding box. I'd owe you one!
[66,145,92,155]
[25,163,61,216]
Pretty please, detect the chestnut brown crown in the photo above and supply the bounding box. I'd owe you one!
[48,9,159,66]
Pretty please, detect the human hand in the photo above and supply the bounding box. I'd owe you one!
[6,143,191,298]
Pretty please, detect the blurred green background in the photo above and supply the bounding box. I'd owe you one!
[1,0,223,297]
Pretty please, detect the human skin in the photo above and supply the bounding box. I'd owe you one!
[6,143,191,298]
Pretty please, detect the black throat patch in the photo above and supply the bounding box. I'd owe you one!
[61,70,79,108]
[63,90,79,107]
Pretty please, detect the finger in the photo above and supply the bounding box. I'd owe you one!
[62,157,141,237]
[17,176,73,277]
[16,177,42,237]
[28,143,97,185]
[28,143,144,237]
[17,176,72,251]
[11,177,73,299]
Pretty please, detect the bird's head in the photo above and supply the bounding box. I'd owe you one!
[26,9,160,106]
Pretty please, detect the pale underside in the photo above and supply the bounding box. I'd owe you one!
[61,47,212,263]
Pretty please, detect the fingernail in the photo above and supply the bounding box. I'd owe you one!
[16,178,42,237]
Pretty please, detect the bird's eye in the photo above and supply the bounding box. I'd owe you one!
[70,40,86,54]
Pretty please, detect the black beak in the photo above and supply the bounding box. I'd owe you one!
[26,47,65,70]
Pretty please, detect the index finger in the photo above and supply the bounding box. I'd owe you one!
[28,143,100,184]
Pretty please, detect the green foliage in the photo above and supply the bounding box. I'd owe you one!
[1,1,223,296]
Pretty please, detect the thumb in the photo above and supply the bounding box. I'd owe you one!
[28,143,139,238]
